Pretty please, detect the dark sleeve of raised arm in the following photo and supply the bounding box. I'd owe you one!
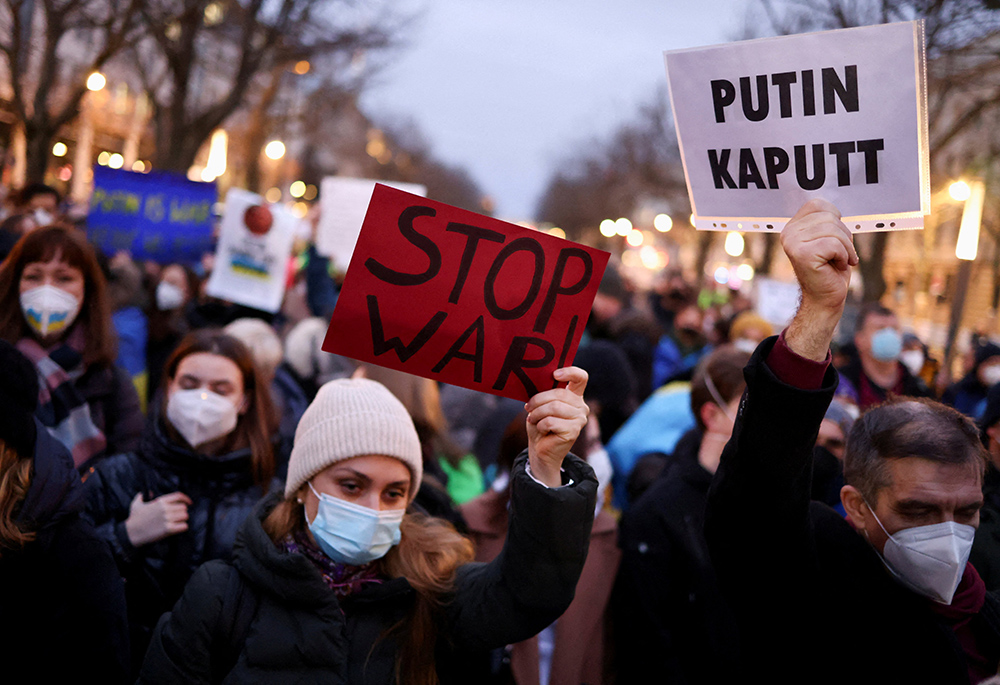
[704,336,837,618]
[444,452,598,651]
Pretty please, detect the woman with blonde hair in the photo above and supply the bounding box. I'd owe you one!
[140,367,596,684]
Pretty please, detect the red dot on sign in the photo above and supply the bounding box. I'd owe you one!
[244,205,273,235]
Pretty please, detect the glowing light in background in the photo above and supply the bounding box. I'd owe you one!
[52,142,67,157]
[615,218,632,236]
[724,231,744,257]
[949,181,971,202]
[264,140,285,160]
[654,213,673,232]
[599,219,616,237]
[626,229,643,247]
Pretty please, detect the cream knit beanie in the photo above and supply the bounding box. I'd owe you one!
[285,378,423,499]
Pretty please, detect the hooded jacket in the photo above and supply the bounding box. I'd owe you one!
[1,421,130,683]
[138,452,598,684]
[84,414,276,666]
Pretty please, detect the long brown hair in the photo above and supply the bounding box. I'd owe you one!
[0,225,116,366]
[162,329,277,487]
[263,496,475,685]
[0,439,34,556]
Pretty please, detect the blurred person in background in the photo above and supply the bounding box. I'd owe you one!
[943,341,1000,422]
[84,330,279,671]
[225,317,308,478]
[972,384,1000,591]
[728,310,774,353]
[837,302,931,410]
[613,346,749,684]
[107,252,149,409]
[901,332,941,392]
[147,262,200,403]
[0,340,129,683]
[282,316,357,400]
[16,182,61,226]
[652,301,712,389]
[0,212,39,261]
[0,226,143,469]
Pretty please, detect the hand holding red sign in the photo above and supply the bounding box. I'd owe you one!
[526,366,589,487]
[322,185,609,401]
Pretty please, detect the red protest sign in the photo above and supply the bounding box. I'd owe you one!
[322,184,609,401]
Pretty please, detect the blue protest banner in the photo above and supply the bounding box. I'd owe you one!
[86,166,217,262]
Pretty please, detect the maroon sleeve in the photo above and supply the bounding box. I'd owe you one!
[765,329,831,390]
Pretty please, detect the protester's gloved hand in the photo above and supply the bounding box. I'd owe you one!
[525,366,589,487]
[0,339,39,459]
[781,199,859,361]
[125,492,193,546]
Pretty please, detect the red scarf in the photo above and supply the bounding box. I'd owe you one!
[930,563,993,683]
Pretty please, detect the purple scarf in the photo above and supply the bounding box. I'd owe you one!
[282,530,385,601]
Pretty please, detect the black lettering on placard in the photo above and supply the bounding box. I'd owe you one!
[534,248,593,334]
[708,149,737,189]
[857,139,884,183]
[801,70,816,116]
[484,238,544,320]
[365,206,442,286]
[444,222,505,304]
[367,295,446,362]
[432,315,486,382]
[740,75,769,122]
[552,315,580,389]
[822,65,859,114]
[828,141,856,186]
[738,148,766,189]
[711,79,736,123]
[709,139,882,191]
[771,72,797,118]
[794,144,826,191]
[763,147,789,189]
[493,336,555,397]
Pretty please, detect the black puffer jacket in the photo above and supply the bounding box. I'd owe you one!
[84,415,276,667]
[138,452,598,684]
[2,420,130,683]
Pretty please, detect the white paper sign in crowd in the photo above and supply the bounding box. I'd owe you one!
[316,177,427,269]
[205,188,297,313]
[664,21,930,233]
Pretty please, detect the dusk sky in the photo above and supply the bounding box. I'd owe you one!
[361,0,752,221]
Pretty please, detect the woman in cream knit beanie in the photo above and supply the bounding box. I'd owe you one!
[284,377,424,500]
[138,366,599,685]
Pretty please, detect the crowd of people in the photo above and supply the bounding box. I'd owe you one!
[2,184,1000,684]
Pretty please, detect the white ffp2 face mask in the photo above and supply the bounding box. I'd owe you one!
[166,388,240,449]
[20,284,82,337]
[156,281,186,311]
[867,504,974,605]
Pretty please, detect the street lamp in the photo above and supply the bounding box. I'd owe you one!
[943,179,985,372]
[264,140,285,160]
[86,72,106,92]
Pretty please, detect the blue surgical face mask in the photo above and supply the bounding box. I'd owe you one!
[306,482,404,565]
[871,327,902,362]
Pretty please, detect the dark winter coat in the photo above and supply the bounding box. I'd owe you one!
[614,428,740,684]
[72,361,144,466]
[137,452,598,685]
[1,421,130,683]
[706,338,1000,684]
[84,414,275,667]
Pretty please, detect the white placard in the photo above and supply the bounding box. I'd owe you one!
[755,276,802,328]
[205,188,297,313]
[316,177,427,267]
[664,21,929,233]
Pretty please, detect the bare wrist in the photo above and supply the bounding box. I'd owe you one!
[527,454,563,488]
[786,301,842,362]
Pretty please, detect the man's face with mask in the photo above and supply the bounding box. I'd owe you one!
[855,312,901,365]
[841,457,983,555]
